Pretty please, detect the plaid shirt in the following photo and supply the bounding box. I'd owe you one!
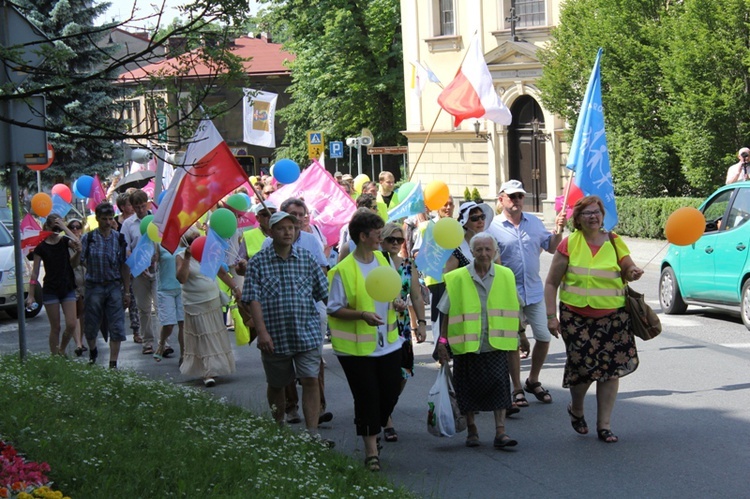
[243,245,328,355]
[81,229,127,284]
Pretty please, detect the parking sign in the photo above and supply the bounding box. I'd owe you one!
[330,141,344,159]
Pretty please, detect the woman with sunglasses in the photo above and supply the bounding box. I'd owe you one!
[379,222,427,443]
[67,219,88,356]
[26,213,80,355]
[444,201,497,273]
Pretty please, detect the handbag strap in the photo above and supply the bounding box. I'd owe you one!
[607,232,627,285]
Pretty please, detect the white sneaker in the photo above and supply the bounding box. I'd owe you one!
[203,378,216,387]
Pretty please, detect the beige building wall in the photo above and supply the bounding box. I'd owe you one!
[401,0,570,218]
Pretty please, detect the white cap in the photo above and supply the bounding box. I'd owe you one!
[498,179,526,196]
[269,211,297,227]
[252,201,277,215]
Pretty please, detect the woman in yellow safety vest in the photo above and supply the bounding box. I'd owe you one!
[327,209,402,472]
[435,232,521,450]
[544,196,644,444]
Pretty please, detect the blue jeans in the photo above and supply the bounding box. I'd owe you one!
[84,282,126,342]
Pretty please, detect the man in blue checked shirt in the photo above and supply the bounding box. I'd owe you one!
[242,211,332,445]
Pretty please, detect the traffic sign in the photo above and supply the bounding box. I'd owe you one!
[367,146,408,155]
[307,131,325,159]
[330,141,344,159]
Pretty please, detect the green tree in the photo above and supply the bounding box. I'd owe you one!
[539,0,750,198]
[471,188,482,203]
[463,186,472,202]
[257,0,405,166]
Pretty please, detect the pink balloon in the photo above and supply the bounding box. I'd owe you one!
[51,183,72,203]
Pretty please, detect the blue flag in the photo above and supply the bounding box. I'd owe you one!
[565,48,618,230]
[51,194,72,218]
[200,228,229,280]
[387,181,425,222]
[125,233,155,277]
[414,221,452,280]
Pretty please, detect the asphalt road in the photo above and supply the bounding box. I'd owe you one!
[2,236,749,498]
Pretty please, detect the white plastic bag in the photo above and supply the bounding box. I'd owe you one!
[427,365,467,437]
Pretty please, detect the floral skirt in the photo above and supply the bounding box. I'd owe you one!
[559,303,639,388]
[453,350,511,414]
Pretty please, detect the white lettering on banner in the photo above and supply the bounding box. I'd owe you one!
[581,125,612,194]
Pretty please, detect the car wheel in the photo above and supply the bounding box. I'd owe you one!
[659,266,687,314]
[741,280,750,331]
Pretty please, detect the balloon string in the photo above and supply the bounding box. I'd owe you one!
[641,241,669,269]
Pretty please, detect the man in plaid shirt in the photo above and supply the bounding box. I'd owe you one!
[243,211,330,442]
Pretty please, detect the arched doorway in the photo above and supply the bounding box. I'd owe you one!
[508,96,547,212]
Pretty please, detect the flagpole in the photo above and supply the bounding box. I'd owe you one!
[556,173,574,235]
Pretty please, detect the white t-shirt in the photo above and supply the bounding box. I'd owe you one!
[327,257,403,357]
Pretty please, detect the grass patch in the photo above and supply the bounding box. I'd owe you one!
[0,354,414,498]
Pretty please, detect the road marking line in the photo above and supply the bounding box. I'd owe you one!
[719,343,750,349]
[656,316,702,327]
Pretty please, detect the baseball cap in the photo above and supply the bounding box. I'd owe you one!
[342,174,353,182]
[334,171,343,178]
[457,202,494,227]
[269,211,297,227]
[498,179,526,196]
[252,200,277,215]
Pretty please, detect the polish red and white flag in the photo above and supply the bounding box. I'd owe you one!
[153,119,248,252]
[438,33,512,127]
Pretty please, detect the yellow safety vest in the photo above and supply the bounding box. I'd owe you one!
[376,201,389,222]
[559,231,627,309]
[242,228,267,258]
[328,253,399,356]
[443,265,520,354]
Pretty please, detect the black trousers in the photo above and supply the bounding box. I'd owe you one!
[338,349,403,436]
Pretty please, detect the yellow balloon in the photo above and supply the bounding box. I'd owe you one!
[365,266,402,302]
[353,174,370,194]
[147,222,162,242]
[249,176,258,184]
[433,217,463,249]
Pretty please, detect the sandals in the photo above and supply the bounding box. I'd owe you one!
[493,433,518,449]
[153,346,163,362]
[364,455,381,472]
[465,424,480,447]
[512,389,529,408]
[524,379,552,404]
[383,427,398,442]
[567,404,589,435]
[597,428,619,443]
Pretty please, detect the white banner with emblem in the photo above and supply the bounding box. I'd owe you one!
[243,89,277,148]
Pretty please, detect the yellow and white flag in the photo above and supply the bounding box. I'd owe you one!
[243,89,277,148]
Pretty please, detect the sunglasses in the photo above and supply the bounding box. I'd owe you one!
[69,225,82,230]
[507,193,525,200]
[468,214,486,222]
[384,236,405,245]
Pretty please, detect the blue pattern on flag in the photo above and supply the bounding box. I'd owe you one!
[565,48,618,230]
[387,182,426,222]
[125,233,155,277]
[414,222,452,280]
[51,194,72,218]
[200,228,229,279]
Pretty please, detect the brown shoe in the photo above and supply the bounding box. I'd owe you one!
[133,333,143,344]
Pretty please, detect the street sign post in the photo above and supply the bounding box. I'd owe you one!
[329,141,344,159]
[307,130,325,159]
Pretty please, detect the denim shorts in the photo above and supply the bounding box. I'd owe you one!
[42,289,77,305]
[524,301,552,342]
[261,348,321,388]
[83,282,126,342]
[157,289,184,326]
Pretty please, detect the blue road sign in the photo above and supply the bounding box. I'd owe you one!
[309,132,322,145]
[330,141,344,159]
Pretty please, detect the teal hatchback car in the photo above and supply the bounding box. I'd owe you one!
[659,183,750,328]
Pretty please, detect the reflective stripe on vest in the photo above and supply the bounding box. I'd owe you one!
[443,265,519,354]
[328,253,399,356]
[243,228,267,258]
[559,231,626,309]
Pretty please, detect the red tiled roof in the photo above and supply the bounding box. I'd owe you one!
[119,35,294,82]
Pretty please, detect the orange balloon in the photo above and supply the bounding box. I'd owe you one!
[424,181,450,211]
[665,207,705,246]
[31,193,53,217]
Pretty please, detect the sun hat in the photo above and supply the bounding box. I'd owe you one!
[457,201,494,227]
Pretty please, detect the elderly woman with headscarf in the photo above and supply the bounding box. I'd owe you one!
[436,232,521,449]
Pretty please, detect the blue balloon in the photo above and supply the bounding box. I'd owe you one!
[240,193,252,206]
[74,175,94,198]
[157,190,167,205]
[272,159,300,184]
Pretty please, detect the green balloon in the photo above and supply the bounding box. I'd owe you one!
[210,208,237,239]
[226,193,250,212]
[139,215,154,235]
[398,182,416,200]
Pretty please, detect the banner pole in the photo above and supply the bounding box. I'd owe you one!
[556,172,575,235]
